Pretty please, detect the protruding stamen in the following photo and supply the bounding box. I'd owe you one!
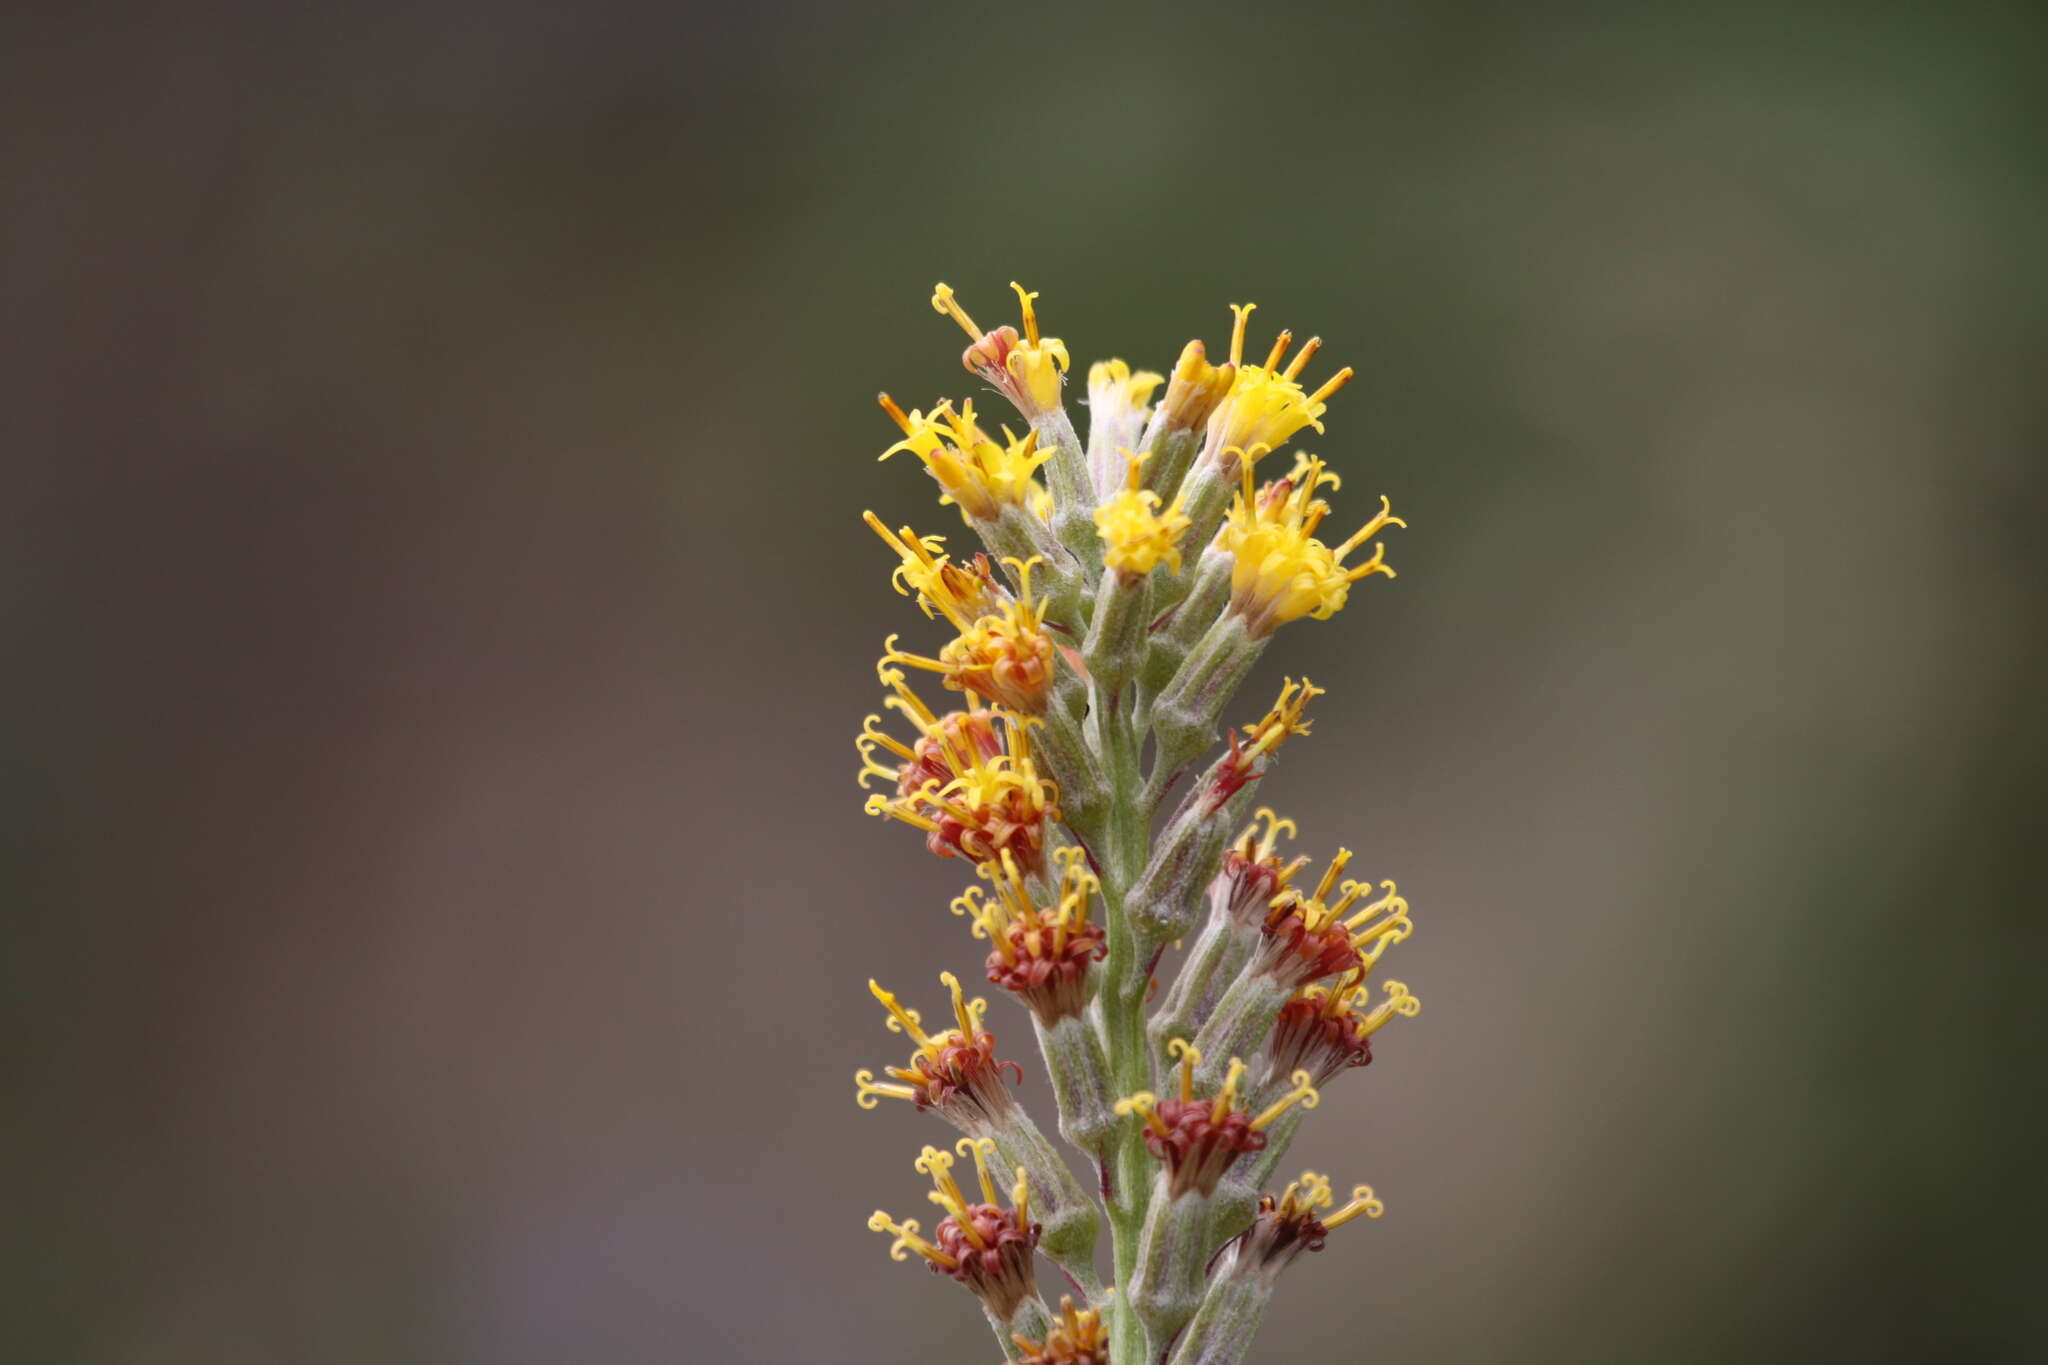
[1307,366,1355,405]
[1262,328,1293,371]
[1322,1184,1385,1228]
[1210,1057,1247,1124]
[877,392,913,433]
[854,1068,917,1109]
[1363,980,1421,1034]
[867,1210,959,1268]
[1167,1037,1201,1104]
[1009,282,1040,344]
[869,979,929,1043]
[1282,335,1323,381]
[1114,1090,1172,1139]
[931,282,982,339]
[956,1136,1000,1205]
[1251,1070,1320,1130]
[1228,302,1256,367]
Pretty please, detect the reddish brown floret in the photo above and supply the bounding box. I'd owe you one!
[1255,905,1361,989]
[902,1032,1024,1127]
[922,789,1049,875]
[1215,842,1290,926]
[929,1202,1041,1319]
[986,916,1107,1025]
[1265,994,1373,1088]
[1234,1192,1329,1276]
[896,711,1005,798]
[1144,1097,1268,1198]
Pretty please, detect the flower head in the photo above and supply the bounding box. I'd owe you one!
[1114,1040,1319,1199]
[1256,850,1412,989]
[1203,304,1354,472]
[1011,1295,1108,1365]
[855,974,1023,1129]
[1211,808,1311,925]
[1227,1171,1383,1285]
[858,666,1059,873]
[863,512,1006,628]
[879,556,1057,715]
[954,846,1106,1025]
[932,282,1071,419]
[868,1137,1041,1319]
[880,393,1052,524]
[1218,454,1403,635]
[1093,449,1193,578]
[1264,972,1419,1088]
[1206,676,1323,807]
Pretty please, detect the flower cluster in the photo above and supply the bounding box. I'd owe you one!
[845,283,1425,1363]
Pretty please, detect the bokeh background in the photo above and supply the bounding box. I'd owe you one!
[8,1,2043,1361]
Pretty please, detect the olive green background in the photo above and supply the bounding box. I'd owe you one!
[7,2,2042,1361]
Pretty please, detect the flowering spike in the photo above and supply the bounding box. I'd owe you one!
[848,283,1433,1358]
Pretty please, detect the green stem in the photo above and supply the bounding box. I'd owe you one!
[1091,658,1160,1365]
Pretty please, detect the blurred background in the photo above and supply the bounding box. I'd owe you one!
[7,1,2043,1360]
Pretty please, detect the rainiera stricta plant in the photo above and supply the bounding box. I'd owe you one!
[853,283,1420,1365]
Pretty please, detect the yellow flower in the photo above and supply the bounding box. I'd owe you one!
[1217,454,1403,635]
[1208,678,1324,805]
[863,511,1004,629]
[879,557,1057,715]
[1087,358,1163,413]
[858,665,1059,873]
[1085,359,1165,493]
[879,393,1051,524]
[1093,450,1192,577]
[1204,304,1355,470]
[932,281,1071,419]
